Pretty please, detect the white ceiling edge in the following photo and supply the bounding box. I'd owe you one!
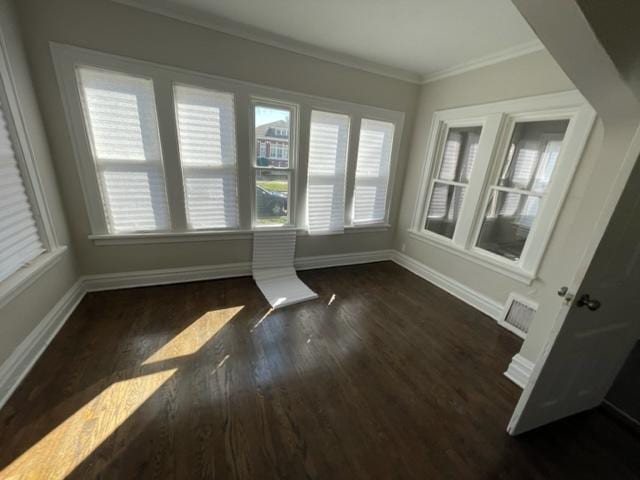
[112,0,544,85]
[421,39,544,84]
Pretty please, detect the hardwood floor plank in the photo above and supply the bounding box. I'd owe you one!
[0,262,639,479]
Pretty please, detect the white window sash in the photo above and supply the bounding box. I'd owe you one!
[0,98,45,282]
[352,118,395,225]
[412,92,596,283]
[307,110,350,234]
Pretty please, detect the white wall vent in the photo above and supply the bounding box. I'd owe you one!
[498,293,538,339]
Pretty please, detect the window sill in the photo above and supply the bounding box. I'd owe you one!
[89,223,392,245]
[345,223,392,234]
[0,246,68,309]
[89,230,255,245]
[407,229,535,285]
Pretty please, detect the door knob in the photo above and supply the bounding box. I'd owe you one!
[576,294,601,311]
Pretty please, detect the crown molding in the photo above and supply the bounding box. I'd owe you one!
[420,39,545,84]
[111,1,544,87]
[110,0,423,84]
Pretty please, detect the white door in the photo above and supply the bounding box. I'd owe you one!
[508,155,640,435]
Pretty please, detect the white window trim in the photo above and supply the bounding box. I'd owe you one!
[0,20,65,306]
[410,91,596,284]
[51,43,404,243]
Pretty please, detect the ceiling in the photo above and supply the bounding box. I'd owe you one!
[114,0,542,83]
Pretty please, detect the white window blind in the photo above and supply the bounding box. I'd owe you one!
[77,67,170,233]
[174,85,239,229]
[0,99,44,283]
[353,119,395,224]
[306,110,350,234]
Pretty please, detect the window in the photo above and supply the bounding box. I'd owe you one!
[77,67,170,233]
[174,84,239,229]
[307,110,350,234]
[476,120,568,261]
[353,119,395,225]
[0,99,45,282]
[252,102,296,226]
[412,92,596,282]
[424,126,481,238]
[53,44,404,242]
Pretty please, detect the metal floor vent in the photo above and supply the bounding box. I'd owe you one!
[498,293,538,339]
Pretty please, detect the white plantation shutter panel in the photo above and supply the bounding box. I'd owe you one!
[174,85,239,229]
[307,110,350,234]
[77,67,170,233]
[0,100,44,282]
[353,119,394,224]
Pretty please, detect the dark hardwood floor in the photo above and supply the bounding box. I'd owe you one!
[1,262,639,479]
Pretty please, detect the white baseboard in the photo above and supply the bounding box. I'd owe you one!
[296,249,392,271]
[82,250,393,292]
[504,353,535,388]
[0,281,86,409]
[390,251,503,320]
[83,261,252,292]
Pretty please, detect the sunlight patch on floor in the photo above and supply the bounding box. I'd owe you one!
[2,369,176,479]
[144,306,243,365]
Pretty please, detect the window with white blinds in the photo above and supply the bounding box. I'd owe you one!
[353,119,395,225]
[306,110,350,234]
[55,46,404,240]
[174,84,238,229]
[0,99,44,283]
[77,67,170,234]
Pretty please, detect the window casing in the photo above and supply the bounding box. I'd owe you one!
[412,92,596,284]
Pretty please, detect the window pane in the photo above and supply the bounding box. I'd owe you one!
[256,170,289,225]
[0,100,44,283]
[353,118,394,224]
[498,120,569,192]
[437,126,482,183]
[307,110,350,234]
[77,67,170,233]
[424,182,466,239]
[255,106,290,168]
[476,191,540,261]
[174,85,238,229]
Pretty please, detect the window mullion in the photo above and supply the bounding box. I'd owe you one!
[154,78,187,232]
[452,113,504,248]
[344,115,361,226]
[295,104,311,229]
[233,92,252,231]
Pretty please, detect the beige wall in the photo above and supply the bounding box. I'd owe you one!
[393,49,620,362]
[15,0,419,275]
[0,0,78,366]
[576,0,640,101]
